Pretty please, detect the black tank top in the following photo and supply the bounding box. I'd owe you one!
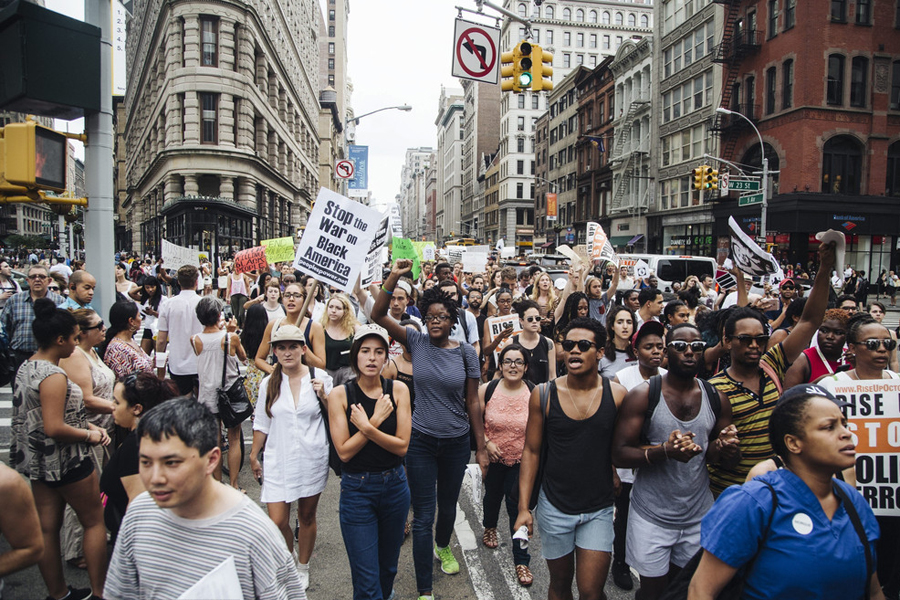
[391,359,415,411]
[513,334,550,385]
[542,378,617,514]
[342,379,403,473]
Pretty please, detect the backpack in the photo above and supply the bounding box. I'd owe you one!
[323,376,394,477]
[483,378,536,406]
[640,375,721,445]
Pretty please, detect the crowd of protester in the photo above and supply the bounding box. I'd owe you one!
[0,242,896,600]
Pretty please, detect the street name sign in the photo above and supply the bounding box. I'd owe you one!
[738,192,764,206]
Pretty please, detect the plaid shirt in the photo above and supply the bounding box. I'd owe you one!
[1,290,65,353]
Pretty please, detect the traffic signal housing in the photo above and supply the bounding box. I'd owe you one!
[703,166,719,189]
[0,119,68,192]
[530,44,553,92]
[501,41,533,93]
[692,166,704,190]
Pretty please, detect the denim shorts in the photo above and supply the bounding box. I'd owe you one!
[535,488,614,559]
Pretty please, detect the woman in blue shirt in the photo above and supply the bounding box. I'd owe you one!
[688,383,884,600]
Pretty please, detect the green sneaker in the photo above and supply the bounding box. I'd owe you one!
[417,596,434,600]
[434,543,460,574]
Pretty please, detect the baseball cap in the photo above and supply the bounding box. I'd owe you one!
[354,323,390,346]
[779,278,796,289]
[270,325,306,345]
[777,383,851,408]
[632,320,666,349]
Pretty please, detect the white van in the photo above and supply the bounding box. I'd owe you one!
[618,254,718,293]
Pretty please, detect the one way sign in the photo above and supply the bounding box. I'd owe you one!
[451,19,500,84]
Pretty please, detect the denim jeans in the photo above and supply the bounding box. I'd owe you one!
[406,429,470,594]
[340,465,411,600]
[482,461,530,566]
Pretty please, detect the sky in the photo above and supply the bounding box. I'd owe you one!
[42,0,486,204]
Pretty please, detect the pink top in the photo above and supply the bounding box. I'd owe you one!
[103,338,154,380]
[484,384,531,466]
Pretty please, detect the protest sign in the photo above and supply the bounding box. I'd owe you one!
[362,216,390,287]
[634,259,651,280]
[161,239,200,268]
[423,245,435,261]
[412,242,436,264]
[556,244,583,267]
[261,237,295,264]
[500,247,515,259]
[447,246,465,266]
[391,237,421,280]
[293,188,381,294]
[715,270,737,291]
[728,216,779,276]
[819,378,900,516]
[486,314,522,363]
[386,202,403,239]
[234,247,268,273]
[590,223,618,265]
[463,251,489,273]
[587,222,599,256]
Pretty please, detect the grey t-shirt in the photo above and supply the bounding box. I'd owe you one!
[630,381,716,529]
[599,350,634,379]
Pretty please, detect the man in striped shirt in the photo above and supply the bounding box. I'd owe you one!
[104,399,304,600]
[707,242,835,495]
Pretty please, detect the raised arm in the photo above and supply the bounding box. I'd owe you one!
[782,242,836,364]
[371,259,413,348]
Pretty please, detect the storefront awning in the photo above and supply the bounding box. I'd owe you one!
[540,241,554,248]
[609,235,633,246]
[628,234,644,245]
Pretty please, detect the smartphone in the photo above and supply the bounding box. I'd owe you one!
[503,322,514,330]
[223,306,234,320]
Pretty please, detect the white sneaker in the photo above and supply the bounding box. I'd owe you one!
[297,562,310,591]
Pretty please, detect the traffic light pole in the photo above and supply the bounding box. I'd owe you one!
[84,0,116,319]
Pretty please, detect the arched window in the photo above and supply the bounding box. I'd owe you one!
[545,5,554,19]
[576,9,584,22]
[518,3,527,17]
[602,11,611,24]
[628,13,636,26]
[590,10,598,23]
[641,14,649,27]
[886,141,900,197]
[563,8,571,20]
[615,12,624,25]
[822,135,863,195]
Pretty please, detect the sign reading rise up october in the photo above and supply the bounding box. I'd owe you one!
[820,378,900,516]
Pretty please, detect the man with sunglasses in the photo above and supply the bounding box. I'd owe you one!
[612,323,739,599]
[0,264,65,380]
[707,242,836,496]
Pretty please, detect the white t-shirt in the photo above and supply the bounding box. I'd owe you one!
[450,310,480,345]
[49,262,73,281]
[157,290,203,376]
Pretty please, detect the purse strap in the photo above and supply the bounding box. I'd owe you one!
[221,333,229,389]
[833,483,872,599]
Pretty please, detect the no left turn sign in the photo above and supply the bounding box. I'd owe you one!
[335,160,354,180]
[451,19,500,84]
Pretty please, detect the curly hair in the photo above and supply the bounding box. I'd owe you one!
[418,286,459,324]
[555,291,589,340]
[846,313,880,344]
[320,293,360,336]
[822,308,849,328]
[562,316,607,348]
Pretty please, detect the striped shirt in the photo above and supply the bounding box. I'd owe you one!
[707,344,788,496]
[407,329,480,438]
[104,492,304,600]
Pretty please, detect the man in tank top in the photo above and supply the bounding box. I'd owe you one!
[611,323,740,600]
[514,317,627,599]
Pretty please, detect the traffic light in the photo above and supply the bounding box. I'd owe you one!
[501,41,533,93]
[530,44,553,92]
[0,119,67,193]
[692,166,704,190]
[703,166,718,189]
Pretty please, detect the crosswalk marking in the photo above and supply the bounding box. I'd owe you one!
[0,418,10,427]
[0,399,12,410]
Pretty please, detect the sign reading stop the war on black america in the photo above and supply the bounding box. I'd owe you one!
[293,188,381,294]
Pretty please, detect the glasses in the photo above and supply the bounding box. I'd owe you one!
[781,285,795,290]
[561,339,597,352]
[667,340,706,353]
[48,286,60,291]
[423,315,452,323]
[502,358,526,367]
[497,297,513,304]
[730,334,770,347]
[524,316,541,323]
[82,322,106,332]
[854,338,897,351]
[27,274,47,280]
[282,292,304,299]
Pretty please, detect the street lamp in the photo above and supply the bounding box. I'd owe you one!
[345,104,412,128]
[716,107,768,239]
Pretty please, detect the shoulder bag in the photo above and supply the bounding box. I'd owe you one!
[217,334,253,428]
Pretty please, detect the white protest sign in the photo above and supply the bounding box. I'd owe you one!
[177,556,242,599]
[468,245,490,254]
[487,314,522,363]
[728,216,779,276]
[500,247,515,259]
[361,215,390,287]
[634,259,651,279]
[161,239,200,268]
[463,251,489,273]
[586,222,599,257]
[556,244,583,268]
[293,188,382,294]
[819,378,900,516]
[590,223,618,266]
[423,245,436,261]
[386,202,403,240]
[448,247,465,265]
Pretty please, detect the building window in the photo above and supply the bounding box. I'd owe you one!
[545,5,554,19]
[329,25,335,37]
[563,8,571,20]
[602,11,610,24]
[616,36,623,48]
[641,14,650,28]
[576,9,584,22]
[576,54,583,65]
[628,13,636,26]
[765,67,777,114]
[518,95,525,109]
[590,10,598,23]
[831,0,846,22]
[534,29,540,43]
[516,182,524,198]
[564,32,571,46]
[856,0,871,24]
[200,92,218,143]
[517,138,525,152]
[517,116,525,131]
[782,59,794,109]
[745,76,755,114]
[328,58,334,69]
[577,33,584,47]
[827,54,845,105]
[328,74,335,86]
[518,3,527,17]
[328,9,335,20]
[892,61,900,109]
[615,12,623,25]
[783,0,795,28]
[517,160,524,175]
[589,34,597,48]
[887,141,900,197]
[768,0,778,37]
[532,95,539,109]
[546,30,553,45]
[850,57,868,107]
[603,35,610,50]
[328,42,335,55]
[200,17,217,67]
[563,54,571,68]
[822,135,862,194]
[589,55,597,67]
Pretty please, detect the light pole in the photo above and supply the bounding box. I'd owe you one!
[716,107,768,239]
[345,104,412,128]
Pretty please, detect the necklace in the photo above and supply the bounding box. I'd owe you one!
[564,381,602,420]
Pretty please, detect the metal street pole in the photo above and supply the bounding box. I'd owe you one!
[716,107,767,239]
[85,0,116,318]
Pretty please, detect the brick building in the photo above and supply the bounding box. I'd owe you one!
[712,0,900,273]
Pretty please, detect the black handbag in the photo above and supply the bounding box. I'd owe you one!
[216,334,253,428]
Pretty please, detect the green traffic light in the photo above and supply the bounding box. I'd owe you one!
[519,72,533,87]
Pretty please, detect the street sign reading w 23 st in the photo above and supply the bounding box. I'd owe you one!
[726,179,761,192]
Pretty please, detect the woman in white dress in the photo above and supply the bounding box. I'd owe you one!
[250,324,333,591]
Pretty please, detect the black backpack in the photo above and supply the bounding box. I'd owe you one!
[640,375,721,445]
[484,378,536,405]
[322,376,394,477]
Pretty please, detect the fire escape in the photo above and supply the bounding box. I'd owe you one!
[609,96,651,214]
[710,0,761,163]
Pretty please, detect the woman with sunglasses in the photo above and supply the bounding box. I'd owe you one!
[512,300,556,385]
[480,343,534,586]
[48,273,67,297]
[254,282,327,374]
[102,301,154,380]
[100,373,179,541]
[821,315,899,383]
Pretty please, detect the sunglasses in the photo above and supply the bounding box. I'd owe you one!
[82,322,106,331]
[781,285,795,290]
[28,274,48,280]
[667,340,706,353]
[854,338,897,351]
[561,339,597,352]
[524,316,541,323]
[730,334,770,347]
[48,286,60,291]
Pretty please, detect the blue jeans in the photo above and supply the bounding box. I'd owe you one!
[340,465,411,600]
[482,461,530,566]
[406,429,470,594]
